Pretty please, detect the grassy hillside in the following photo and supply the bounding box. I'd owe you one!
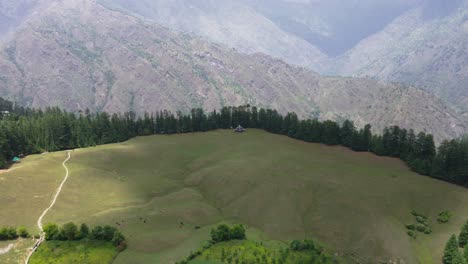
[1,130,467,263]
[29,240,118,264]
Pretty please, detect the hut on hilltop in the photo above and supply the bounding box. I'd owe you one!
[235,125,245,133]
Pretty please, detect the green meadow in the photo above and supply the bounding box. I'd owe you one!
[29,240,118,264]
[1,130,467,263]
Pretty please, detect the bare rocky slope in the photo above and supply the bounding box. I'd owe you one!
[0,0,466,142]
[328,2,468,116]
[96,0,468,117]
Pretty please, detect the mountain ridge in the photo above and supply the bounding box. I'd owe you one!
[0,0,466,142]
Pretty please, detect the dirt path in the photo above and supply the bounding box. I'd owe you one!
[24,151,71,264]
[0,243,14,255]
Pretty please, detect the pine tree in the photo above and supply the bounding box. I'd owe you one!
[452,250,467,264]
[460,221,468,248]
[463,246,468,262]
[444,234,460,264]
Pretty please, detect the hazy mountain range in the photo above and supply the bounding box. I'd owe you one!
[0,0,466,142]
[97,0,468,115]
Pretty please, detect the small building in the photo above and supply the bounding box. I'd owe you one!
[12,157,21,163]
[235,125,245,133]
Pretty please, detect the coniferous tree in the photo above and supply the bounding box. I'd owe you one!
[460,221,468,248]
[444,235,460,264]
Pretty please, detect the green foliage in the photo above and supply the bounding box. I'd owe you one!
[463,246,468,262]
[438,211,453,224]
[28,240,118,264]
[460,221,468,248]
[451,250,467,264]
[290,240,322,253]
[406,224,416,231]
[1,96,465,187]
[407,231,417,239]
[17,226,30,238]
[0,226,18,240]
[78,223,89,239]
[210,224,246,243]
[444,234,460,264]
[43,223,60,241]
[43,222,126,250]
[416,216,426,224]
[183,240,333,264]
[60,222,78,241]
[230,225,247,240]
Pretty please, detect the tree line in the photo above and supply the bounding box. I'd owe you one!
[0,99,466,187]
[43,222,126,251]
[0,226,30,240]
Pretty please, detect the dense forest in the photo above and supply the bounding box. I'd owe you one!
[0,98,467,187]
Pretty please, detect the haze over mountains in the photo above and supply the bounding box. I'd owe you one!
[0,0,466,142]
[98,0,468,116]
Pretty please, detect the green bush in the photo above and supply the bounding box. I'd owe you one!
[0,227,18,240]
[423,227,432,234]
[416,224,426,232]
[438,211,452,224]
[210,224,247,243]
[406,224,416,230]
[44,223,60,241]
[407,231,416,239]
[416,216,426,224]
[290,240,321,252]
[17,226,30,238]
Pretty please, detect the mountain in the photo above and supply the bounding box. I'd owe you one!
[328,1,468,116]
[0,0,40,35]
[98,0,327,69]
[0,0,466,142]
[96,0,468,117]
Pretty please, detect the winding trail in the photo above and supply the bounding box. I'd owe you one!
[24,151,71,264]
[0,243,14,255]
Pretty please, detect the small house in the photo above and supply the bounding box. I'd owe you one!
[235,125,245,133]
[1,111,10,117]
[12,157,21,163]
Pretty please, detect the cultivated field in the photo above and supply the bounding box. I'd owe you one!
[1,130,467,263]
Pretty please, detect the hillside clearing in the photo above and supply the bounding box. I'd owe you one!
[0,130,467,263]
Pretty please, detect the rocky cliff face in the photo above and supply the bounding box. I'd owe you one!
[0,0,466,141]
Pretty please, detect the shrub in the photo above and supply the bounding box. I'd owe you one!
[416,224,426,232]
[111,231,126,246]
[91,226,104,240]
[60,222,78,241]
[416,216,426,224]
[78,223,90,239]
[438,211,452,224]
[407,231,416,239]
[0,227,18,240]
[406,224,416,230]
[424,227,432,234]
[230,224,246,240]
[290,239,321,253]
[17,226,30,238]
[211,224,231,243]
[43,223,60,241]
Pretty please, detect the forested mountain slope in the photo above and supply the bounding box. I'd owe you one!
[0,0,466,141]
